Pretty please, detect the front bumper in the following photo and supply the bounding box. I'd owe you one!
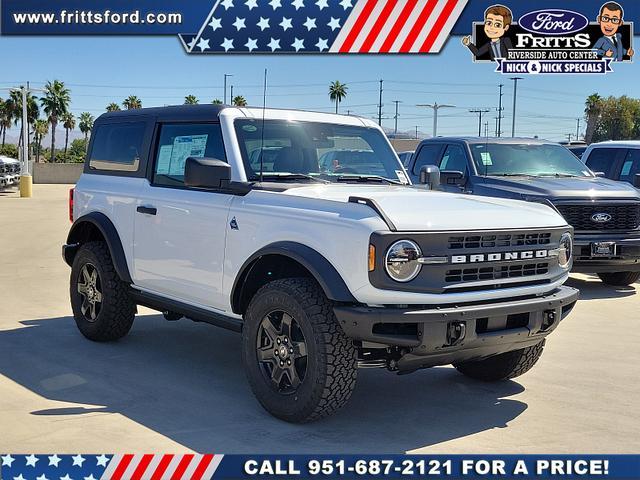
[572,232,640,273]
[334,286,578,372]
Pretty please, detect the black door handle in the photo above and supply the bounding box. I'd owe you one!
[136,205,157,215]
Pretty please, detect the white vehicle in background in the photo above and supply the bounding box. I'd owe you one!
[0,156,20,187]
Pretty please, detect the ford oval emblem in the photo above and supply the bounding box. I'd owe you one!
[591,213,612,223]
[518,9,589,36]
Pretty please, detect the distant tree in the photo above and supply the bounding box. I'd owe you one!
[0,144,18,159]
[34,119,49,163]
[212,99,223,104]
[79,112,94,148]
[62,112,76,155]
[122,95,142,110]
[106,102,121,112]
[8,88,39,155]
[329,81,348,114]
[41,80,71,163]
[592,95,640,142]
[584,93,603,144]
[184,95,199,105]
[0,98,12,148]
[232,95,248,107]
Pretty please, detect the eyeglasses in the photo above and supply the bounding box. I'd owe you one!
[599,15,621,24]
[484,20,504,28]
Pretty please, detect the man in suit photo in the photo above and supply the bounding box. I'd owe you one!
[462,5,513,61]
[593,2,634,61]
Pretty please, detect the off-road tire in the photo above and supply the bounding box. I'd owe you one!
[454,340,545,381]
[598,271,640,286]
[70,241,136,342]
[242,278,358,423]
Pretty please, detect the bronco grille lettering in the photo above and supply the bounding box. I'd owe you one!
[451,250,551,264]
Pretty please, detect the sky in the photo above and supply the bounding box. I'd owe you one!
[0,34,639,142]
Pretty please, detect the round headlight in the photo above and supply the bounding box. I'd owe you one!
[385,240,422,282]
[558,232,573,269]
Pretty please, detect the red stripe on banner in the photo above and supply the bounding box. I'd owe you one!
[399,0,438,52]
[111,454,134,480]
[359,0,398,53]
[150,455,174,480]
[420,0,459,52]
[191,454,214,480]
[131,454,154,480]
[379,0,418,53]
[339,0,378,53]
[171,454,194,480]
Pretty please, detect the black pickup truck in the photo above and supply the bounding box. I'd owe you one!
[406,137,640,286]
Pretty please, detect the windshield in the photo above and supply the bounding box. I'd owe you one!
[234,119,407,183]
[469,143,594,178]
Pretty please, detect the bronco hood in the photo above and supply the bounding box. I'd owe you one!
[281,185,568,231]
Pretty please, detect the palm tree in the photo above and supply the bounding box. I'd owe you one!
[33,119,49,163]
[0,98,12,148]
[8,88,39,158]
[584,93,602,144]
[329,81,348,114]
[212,99,223,105]
[184,95,199,105]
[232,96,248,107]
[106,102,121,112]
[41,80,71,163]
[79,112,94,150]
[62,112,76,155]
[122,96,142,110]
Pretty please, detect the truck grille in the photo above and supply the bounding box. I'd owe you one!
[555,203,640,231]
[448,233,551,249]
[445,262,549,283]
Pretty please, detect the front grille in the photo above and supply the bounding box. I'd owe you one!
[555,203,640,231]
[448,233,551,249]
[445,262,549,283]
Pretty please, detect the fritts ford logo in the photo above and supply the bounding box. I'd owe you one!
[463,2,634,75]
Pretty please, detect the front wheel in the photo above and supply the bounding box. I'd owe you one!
[598,271,640,286]
[242,278,357,423]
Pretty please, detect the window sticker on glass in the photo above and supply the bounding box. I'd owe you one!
[621,161,632,176]
[168,134,208,175]
[156,145,173,175]
[480,152,493,166]
[395,170,409,184]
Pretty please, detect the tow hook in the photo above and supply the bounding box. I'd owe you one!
[446,321,466,346]
[540,310,557,332]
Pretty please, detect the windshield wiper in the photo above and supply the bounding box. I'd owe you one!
[252,173,330,184]
[537,173,581,178]
[490,173,536,177]
[335,175,403,185]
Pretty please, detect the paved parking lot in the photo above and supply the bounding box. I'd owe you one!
[0,184,638,454]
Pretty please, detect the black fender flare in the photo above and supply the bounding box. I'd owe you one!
[64,212,132,284]
[231,241,357,314]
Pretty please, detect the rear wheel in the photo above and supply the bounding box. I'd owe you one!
[598,271,640,286]
[454,340,545,382]
[242,278,357,423]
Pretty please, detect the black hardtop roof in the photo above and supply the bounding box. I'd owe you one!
[420,136,555,145]
[96,104,229,123]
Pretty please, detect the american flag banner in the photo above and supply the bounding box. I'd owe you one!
[179,0,468,54]
[0,454,224,480]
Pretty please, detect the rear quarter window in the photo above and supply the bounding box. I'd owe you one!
[89,122,147,172]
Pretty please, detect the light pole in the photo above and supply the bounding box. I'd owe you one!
[417,103,456,138]
[576,118,581,141]
[223,74,233,104]
[510,77,523,137]
[497,83,504,137]
[230,85,234,105]
[392,100,402,135]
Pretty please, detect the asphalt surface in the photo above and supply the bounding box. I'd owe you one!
[0,184,638,454]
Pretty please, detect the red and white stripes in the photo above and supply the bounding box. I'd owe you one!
[100,454,224,480]
[330,0,468,53]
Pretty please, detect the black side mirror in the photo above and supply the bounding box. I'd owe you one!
[184,157,231,189]
[633,173,640,188]
[440,170,466,186]
[593,171,606,178]
[419,165,440,190]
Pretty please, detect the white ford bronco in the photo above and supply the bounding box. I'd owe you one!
[64,105,578,422]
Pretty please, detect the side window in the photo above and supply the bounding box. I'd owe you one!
[89,122,146,172]
[584,148,621,177]
[619,149,640,184]
[439,144,468,173]
[153,123,226,187]
[412,144,443,175]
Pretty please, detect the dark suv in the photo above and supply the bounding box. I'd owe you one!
[581,141,640,189]
[406,137,640,286]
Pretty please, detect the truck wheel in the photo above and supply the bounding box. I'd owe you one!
[597,272,640,286]
[70,241,136,342]
[242,278,357,423]
[454,340,545,382]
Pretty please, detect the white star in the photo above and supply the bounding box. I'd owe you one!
[232,17,246,30]
[1,454,14,467]
[303,17,317,30]
[36,475,49,480]
[60,475,73,480]
[292,0,305,9]
[13,475,26,480]
[221,0,234,9]
[196,37,210,51]
[84,476,96,480]
[316,0,329,9]
[292,38,305,51]
[72,454,85,467]
[245,38,258,51]
[26,454,39,467]
[267,37,281,51]
[221,38,234,52]
[279,17,293,31]
[269,0,282,9]
[316,38,329,51]
[257,17,270,30]
[340,0,352,9]
[245,0,258,9]
[208,17,222,31]
[328,17,341,31]
[95,455,109,467]
[48,455,61,467]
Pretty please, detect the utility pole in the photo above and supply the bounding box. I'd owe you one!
[417,103,456,138]
[484,121,490,138]
[494,116,499,137]
[575,118,581,141]
[566,133,573,143]
[223,73,233,104]
[497,83,504,137]
[392,100,402,135]
[230,85,234,104]
[510,77,523,137]
[470,108,490,137]
[415,126,419,139]
[377,79,383,126]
